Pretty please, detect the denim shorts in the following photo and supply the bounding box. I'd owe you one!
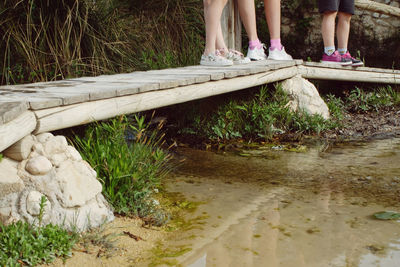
[318,0,355,15]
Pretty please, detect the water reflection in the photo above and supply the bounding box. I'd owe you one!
[165,138,400,267]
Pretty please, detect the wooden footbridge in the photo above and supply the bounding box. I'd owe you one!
[1,0,400,153]
[1,59,400,152]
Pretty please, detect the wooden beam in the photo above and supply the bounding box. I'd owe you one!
[221,0,242,51]
[298,65,400,84]
[33,66,299,133]
[0,111,36,152]
[355,0,400,17]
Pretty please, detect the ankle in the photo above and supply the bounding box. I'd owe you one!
[249,39,261,50]
[270,39,282,51]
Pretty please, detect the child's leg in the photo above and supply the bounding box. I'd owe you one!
[203,0,228,55]
[337,12,351,54]
[215,22,228,51]
[321,11,337,55]
[263,0,281,50]
[238,0,259,42]
[238,0,266,60]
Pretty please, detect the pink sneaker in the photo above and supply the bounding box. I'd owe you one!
[341,51,364,66]
[321,51,352,65]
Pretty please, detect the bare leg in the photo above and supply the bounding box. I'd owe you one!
[216,22,228,51]
[337,12,351,50]
[238,0,259,41]
[203,0,228,55]
[264,0,281,40]
[321,11,337,48]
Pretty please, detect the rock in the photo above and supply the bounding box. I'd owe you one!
[26,191,51,216]
[0,133,114,231]
[0,158,24,196]
[3,135,35,161]
[281,75,330,119]
[36,132,54,143]
[25,156,53,175]
[66,145,82,161]
[32,143,45,156]
[55,161,102,208]
[43,135,68,155]
[49,153,68,167]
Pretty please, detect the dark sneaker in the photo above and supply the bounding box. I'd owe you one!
[341,51,364,66]
[321,51,352,65]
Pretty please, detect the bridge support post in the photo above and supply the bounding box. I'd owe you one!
[221,0,242,52]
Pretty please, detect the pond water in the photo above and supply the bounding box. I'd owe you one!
[160,138,400,267]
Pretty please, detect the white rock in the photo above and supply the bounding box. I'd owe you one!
[36,133,54,143]
[25,156,53,175]
[50,153,68,167]
[3,135,35,161]
[66,145,82,161]
[44,136,68,155]
[26,191,51,216]
[0,158,25,196]
[32,143,46,156]
[55,161,102,208]
[281,75,330,119]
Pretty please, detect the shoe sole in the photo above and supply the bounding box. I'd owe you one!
[320,60,352,66]
[351,62,364,67]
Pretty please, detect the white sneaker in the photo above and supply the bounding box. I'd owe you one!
[200,52,233,66]
[267,46,293,60]
[246,44,267,61]
[220,49,251,65]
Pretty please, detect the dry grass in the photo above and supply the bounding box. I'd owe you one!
[0,0,204,85]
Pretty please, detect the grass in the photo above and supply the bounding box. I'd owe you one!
[0,197,78,266]
[0,0,204,85]
[345,86,400,112]
[174,84,339,143]
[72,115,172,224]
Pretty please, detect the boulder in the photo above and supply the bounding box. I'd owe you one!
[281,75,330,119]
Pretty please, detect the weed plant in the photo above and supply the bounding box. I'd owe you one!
[345,86,400,112]
[179,85,338,142]
[0,197,77,266]
[73,115,171,223]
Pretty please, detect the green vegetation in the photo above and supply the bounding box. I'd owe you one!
[0,153,2,162]
[176,85,338,142]
[0,0,204,85]
[346,86,400,112]
[0,197,77,266]
[73,115,171,223]
[373,211,400,220]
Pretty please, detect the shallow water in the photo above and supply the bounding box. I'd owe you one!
[161,138,400,267]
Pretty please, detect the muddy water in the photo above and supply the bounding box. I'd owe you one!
[161,138,400,267]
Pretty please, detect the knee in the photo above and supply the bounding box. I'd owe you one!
[323,10,338,18]
[338,12,352,22]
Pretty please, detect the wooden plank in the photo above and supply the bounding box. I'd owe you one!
[0,111,36,152]
[304,62,400,74]
[33,66,298,133]
[67,77,160,95]
[0,92,63,110]
[3,87,90,106]
[0,102,28,125]
[298,65,400,84]
[145,70,211,84]
[355,0,400,17]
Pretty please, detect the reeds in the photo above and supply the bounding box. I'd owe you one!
[0,0,204,85]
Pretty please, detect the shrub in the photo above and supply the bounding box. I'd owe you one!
[73,115,171,221]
